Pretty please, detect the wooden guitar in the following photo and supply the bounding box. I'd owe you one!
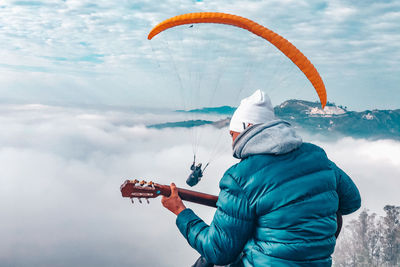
[120,179,342,238]
[120,179,218,207]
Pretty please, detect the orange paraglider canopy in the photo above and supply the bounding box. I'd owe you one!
[148,12,327,108]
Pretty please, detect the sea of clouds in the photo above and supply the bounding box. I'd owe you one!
[1,104,399,266]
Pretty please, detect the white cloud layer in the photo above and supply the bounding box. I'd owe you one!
[1,104,399,266]
[312,137,400,214]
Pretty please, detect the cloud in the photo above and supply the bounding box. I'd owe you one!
[0,104,232,266]
[310,136,400,215]
[1,104,399,266]
[0,0,399,109]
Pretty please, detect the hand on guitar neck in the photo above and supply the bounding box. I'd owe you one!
[161,183,186,215]
[120,179,218,208]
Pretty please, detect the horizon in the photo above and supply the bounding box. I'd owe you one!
[1,97,399,113]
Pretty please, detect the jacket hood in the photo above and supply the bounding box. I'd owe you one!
[232,120,302,159]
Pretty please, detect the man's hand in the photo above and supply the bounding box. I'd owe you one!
[161,183,186,216]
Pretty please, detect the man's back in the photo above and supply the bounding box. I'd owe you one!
[228,143,342,266]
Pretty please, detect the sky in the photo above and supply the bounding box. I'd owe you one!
[1,0,400,266]
[0,0,399,110]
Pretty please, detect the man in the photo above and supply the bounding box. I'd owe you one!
[162,90,361,266]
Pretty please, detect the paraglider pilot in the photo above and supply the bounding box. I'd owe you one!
[161,90,361,267]
[186,161,203,187]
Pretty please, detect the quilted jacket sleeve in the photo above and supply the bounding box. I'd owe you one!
[331,161,361,215]
[176,173,255,265]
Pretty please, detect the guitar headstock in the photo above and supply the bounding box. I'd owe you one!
[120,179,164,204]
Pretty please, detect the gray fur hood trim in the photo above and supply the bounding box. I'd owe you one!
[232,120,302,159]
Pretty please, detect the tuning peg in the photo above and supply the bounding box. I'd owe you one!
[130,198,134,204]
[132,179,139,184]
[146,199,150,204]
[140,180,146,186]
[147,181,154,187]
[138,198,142,204]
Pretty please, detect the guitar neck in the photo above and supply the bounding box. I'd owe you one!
[157,184,218,208]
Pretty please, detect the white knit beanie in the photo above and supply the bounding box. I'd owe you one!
[229,90,275,133]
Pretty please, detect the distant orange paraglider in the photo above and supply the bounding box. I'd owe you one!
[148,12,327,108]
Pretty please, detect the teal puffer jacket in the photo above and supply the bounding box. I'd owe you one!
[176,122,361,266]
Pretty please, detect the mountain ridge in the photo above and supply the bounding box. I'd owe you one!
[147,100,400,140]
